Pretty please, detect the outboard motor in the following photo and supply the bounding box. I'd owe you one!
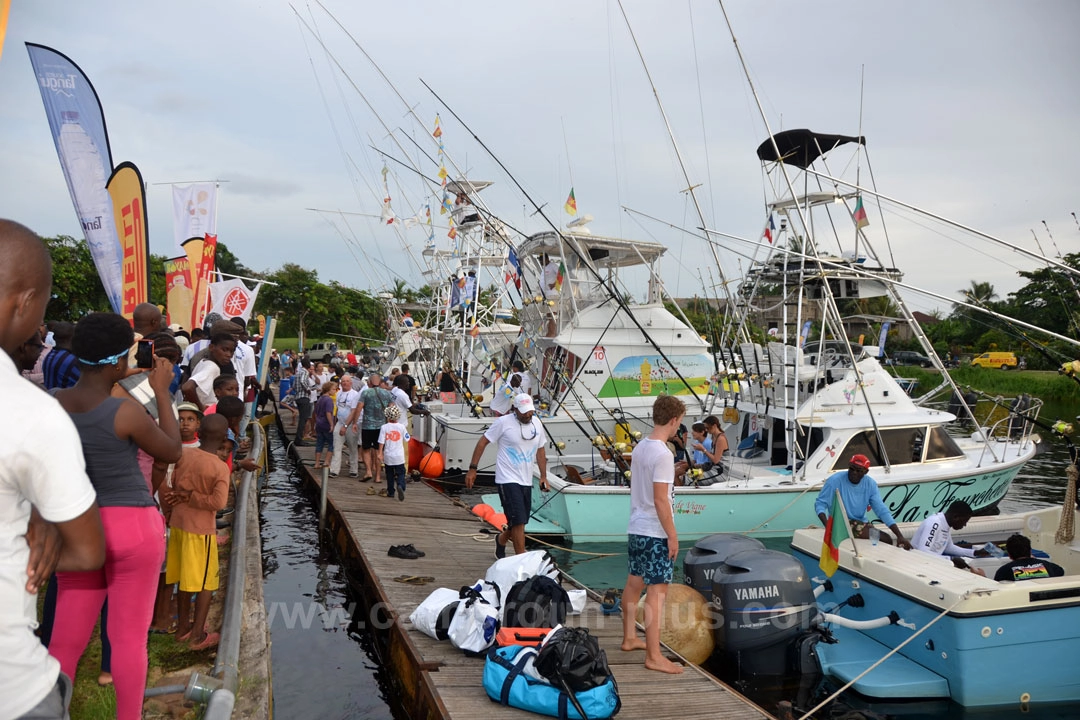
[683,534,765,596]
[1008,393,1031,438]
[948,390,979,421]
[712,549,818,675]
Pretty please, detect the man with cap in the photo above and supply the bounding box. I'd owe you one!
[814,454,911,549]
[464,394,548,558]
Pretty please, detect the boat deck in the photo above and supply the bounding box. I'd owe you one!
[277,412,772,720]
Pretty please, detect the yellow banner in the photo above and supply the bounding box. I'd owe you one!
[0,0,11,64]
[106,162,149,322]
[163,256,194,330]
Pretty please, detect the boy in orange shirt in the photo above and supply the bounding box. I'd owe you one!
[163,414,230,650]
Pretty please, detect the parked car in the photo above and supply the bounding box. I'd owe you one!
[970,351,1018,370]
[890,350,933,368]
[305,342,338,363]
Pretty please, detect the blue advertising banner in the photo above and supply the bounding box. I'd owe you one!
[26,43,122,313]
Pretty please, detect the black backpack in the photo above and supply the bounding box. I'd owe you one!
[502,576,570,628]
[535,626,612,693]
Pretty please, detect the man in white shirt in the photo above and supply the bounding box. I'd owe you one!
[464,394,548,558]
[0,219,106,719]
[330,374,361,478]
[912,500,989,569]
[621,394,685,675]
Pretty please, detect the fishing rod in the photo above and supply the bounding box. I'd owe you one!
[418,80,708,413]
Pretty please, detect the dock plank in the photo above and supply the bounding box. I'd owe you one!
[279,412,772,720]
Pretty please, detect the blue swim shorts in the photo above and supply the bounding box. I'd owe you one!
[497,483,533,528]
[627,534,673,585]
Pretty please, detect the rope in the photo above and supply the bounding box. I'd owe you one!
[440,529,493,542]
[524,534,618,557]
[1055,463,1077,544]
[797,594,967,720]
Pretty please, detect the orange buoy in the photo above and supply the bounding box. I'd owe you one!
[489,512,508,530]
[408,438,425,469]
[472,503,494,520]
[418,450,444,479]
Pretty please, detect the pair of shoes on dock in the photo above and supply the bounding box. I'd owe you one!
[388,544,425,559]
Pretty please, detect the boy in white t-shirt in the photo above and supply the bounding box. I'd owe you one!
[378,404,410,501]
[621,394,686,675]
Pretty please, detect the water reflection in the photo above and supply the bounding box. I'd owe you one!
[261,429,395,720]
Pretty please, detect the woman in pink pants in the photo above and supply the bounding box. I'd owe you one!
[50,313,181,719]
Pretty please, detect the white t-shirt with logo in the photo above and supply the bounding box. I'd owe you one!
[335,388,361,425]
[627,438,675,539]
[912,511,975,558]
[483,414,547,486]
[378,422,409,465]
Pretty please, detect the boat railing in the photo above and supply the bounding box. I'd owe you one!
[973,401,1042,465]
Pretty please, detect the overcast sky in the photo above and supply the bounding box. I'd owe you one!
[2,0,1077,316]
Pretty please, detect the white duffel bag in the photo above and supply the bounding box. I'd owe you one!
[448,587,500,653]
[409,587,460,640]
[485,550,558,600]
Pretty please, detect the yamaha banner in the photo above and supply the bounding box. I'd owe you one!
[26,43,123,313]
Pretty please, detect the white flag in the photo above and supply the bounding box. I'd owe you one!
[172,183,218,252]
[208,278,261,324]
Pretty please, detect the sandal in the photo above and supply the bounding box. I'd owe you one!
[361,476,372,483]
[189,632,220,651]
[393,575,435,585]
[366,487,377,495]
[378,488,388,497]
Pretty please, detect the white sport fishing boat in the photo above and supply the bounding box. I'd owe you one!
[484,130,1040,541]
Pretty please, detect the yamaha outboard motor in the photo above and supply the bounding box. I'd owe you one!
[712,549,818,675]
[683,534,765,596]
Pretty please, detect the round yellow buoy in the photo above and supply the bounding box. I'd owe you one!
[635,583,715,665]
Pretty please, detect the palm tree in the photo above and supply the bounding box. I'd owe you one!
[959,281,997,305]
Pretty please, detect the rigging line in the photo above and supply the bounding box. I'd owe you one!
[418,79,708,411]
[687,0,718,228]
[614,0,741,340]
[800,166,1080,278]
[1041,219,1064,259]
[561,117,575,190]
[605,0,625,237]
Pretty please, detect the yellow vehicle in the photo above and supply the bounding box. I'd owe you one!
[970,351,1018,370]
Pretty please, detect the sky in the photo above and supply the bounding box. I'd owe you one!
[1,0,1078,317]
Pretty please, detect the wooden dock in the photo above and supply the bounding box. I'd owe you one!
[276,411,772,720]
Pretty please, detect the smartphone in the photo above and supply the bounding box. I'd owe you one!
[135,339,155,368]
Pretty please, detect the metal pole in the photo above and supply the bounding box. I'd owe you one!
[319,465,329,536]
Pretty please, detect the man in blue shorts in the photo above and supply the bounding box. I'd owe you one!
[621,394,685,674]
[464,394,548,558]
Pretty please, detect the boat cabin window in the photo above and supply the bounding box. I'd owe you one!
[832,427,932,471]
[924,426,965,461]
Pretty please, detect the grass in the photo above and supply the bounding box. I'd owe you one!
[892,366,1080,402]
[66,618,215,719]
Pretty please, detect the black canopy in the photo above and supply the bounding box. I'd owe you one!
[756,129,866,169]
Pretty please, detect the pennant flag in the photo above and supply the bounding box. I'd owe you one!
[163,256,194,329]
[432,113,442,139]
[172,183,217,252]
[106,162,149,322]
[505,246,522,289]
[763,213,776,244]
[555,261,566,292]
[853,196,869,229]
[469,324,480,338]
[440,190,452,215]
[819,489,852,577]
[448,225,457,240]
[27,43,124,313]
[208,277,261,324]
[564,187,577,216]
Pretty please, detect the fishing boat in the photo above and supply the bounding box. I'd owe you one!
[479,129,1040,541]
[412,220,714,482]
[788,502,1080,708]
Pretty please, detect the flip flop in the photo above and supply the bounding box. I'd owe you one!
[393,575,435,585]
[366,487,377,495]
[189,632,220,651]
[361,476,372,483]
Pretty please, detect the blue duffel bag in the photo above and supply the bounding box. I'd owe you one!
[482,645,621,720]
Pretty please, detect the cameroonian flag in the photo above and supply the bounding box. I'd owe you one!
[564,188,577,216]
[853,196,869,229]
[555,261,566,292]
[820,489,852,577]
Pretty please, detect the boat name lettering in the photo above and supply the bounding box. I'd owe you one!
[883,470,1014,523]
[733,585,780,601]
[673,499,706,515]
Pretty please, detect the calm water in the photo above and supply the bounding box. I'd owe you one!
[261,427,395,720]
[263,413,1078,719]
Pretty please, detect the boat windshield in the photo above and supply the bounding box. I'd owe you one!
[832,425,962,471]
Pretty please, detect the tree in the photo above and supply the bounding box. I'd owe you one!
[215,241,255,279]
[43,235,110,320]
[958,280,998,306]
[255,263,331,347]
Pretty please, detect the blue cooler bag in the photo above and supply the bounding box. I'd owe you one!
[482,645,621,720]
